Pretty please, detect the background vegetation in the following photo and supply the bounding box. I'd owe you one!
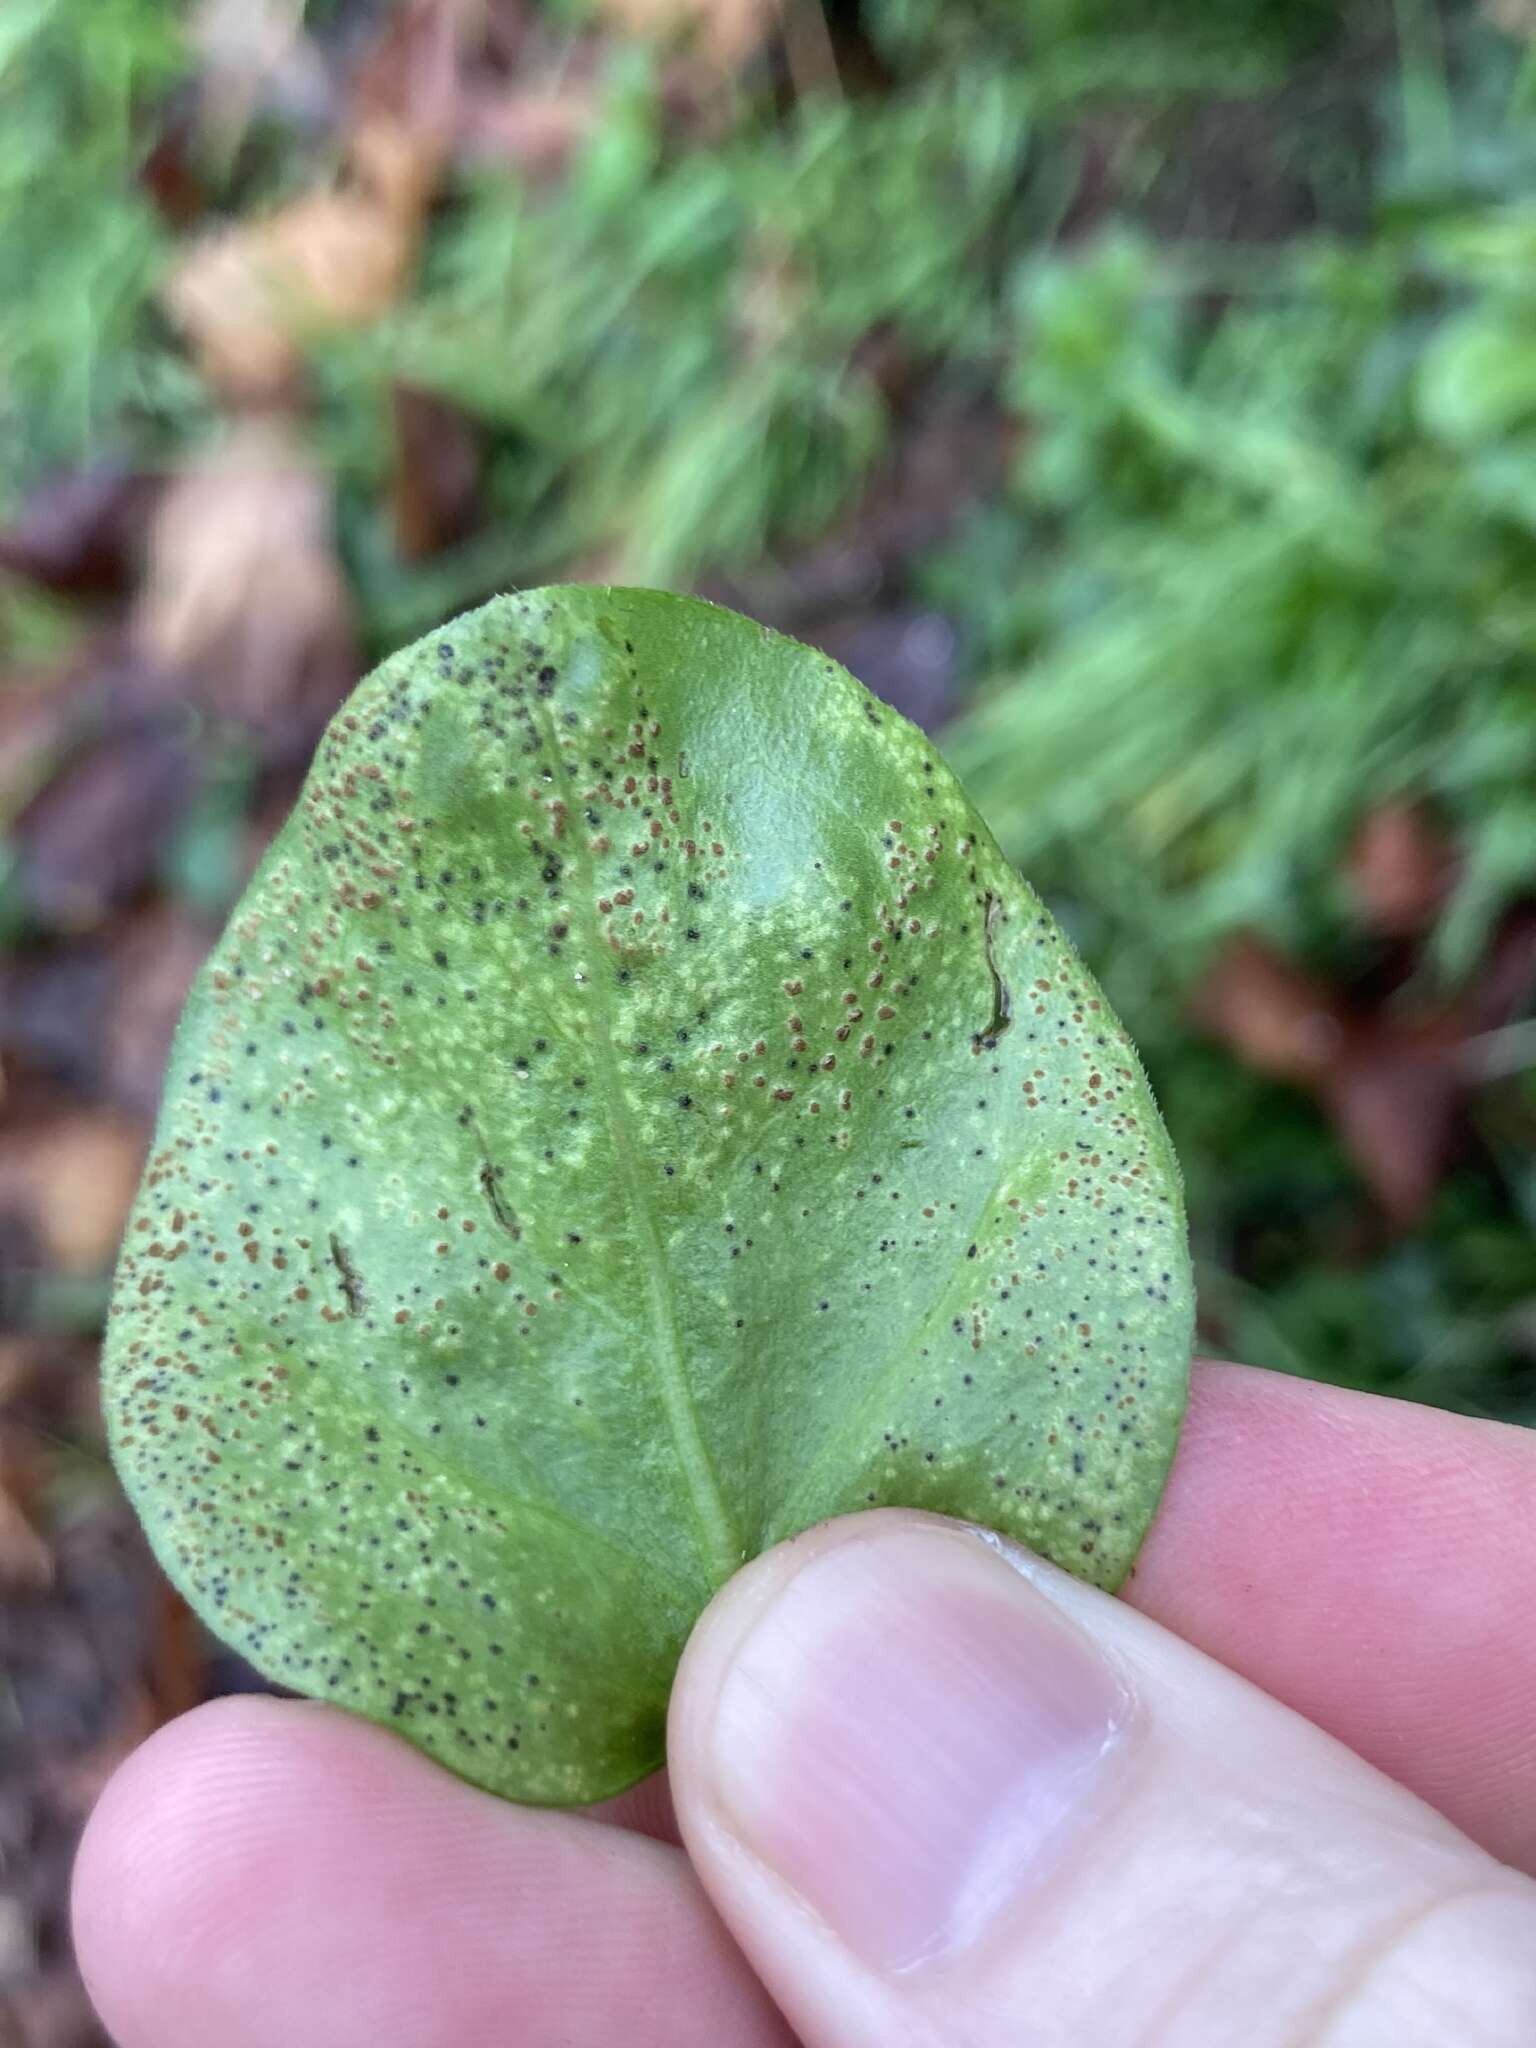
[1,2,1533,2034]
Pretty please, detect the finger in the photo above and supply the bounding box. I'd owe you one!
[575,1364,1536,1876]
[670,1510,1536,2048]
[1132,1361,1536,1871]
[72,1697,793,2048]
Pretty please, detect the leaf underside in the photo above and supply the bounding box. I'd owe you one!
[104,586,1193,1804]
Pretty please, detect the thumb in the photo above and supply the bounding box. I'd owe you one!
[668,1511,1536,2048]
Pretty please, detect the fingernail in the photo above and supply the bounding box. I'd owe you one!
[706,1524,1129,1973]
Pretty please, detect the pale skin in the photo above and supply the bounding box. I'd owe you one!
[73,1362,1536,2046]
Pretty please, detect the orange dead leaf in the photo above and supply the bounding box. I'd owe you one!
[164,118,442,401]
[0,1110,146,1276]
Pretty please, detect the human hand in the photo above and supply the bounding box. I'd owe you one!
[73,1363,1536,2046]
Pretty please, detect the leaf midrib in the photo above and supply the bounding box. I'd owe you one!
[532,645,742,1591]
[585,987,743,1585]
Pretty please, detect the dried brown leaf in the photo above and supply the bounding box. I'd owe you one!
[102,908,215,1116]
[138,117,206,230]
[389,384,481,561]
[163,232,305,401]
[0,1962,102,2048]
[458,80,600,175]
[0,1378,52,1598]
[164,118,441,401]
[0,911,207,1113]
[39,1683,160,1821]
[1323,1012,1467,1228]
[352,0,483,141]
[13,724,198,932]
[0,1468,52,1597]
[0,949,112,1102]
[1196,934,1476,1226]
[133,420,358,761]
[1346,800,1456,939]
[0,1109,146,1276]
[1193,934,1347,1089]
[388,1,605,177]
[0,470,158,603]
[191,0,330,152]
[148,1587,207,1723]
[0,683,75,831]
[0,1343,38,1410]
[0,1508,52,1596]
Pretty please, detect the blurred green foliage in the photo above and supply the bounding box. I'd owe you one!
[373,57,1027,584]
[940,214,1536,985]
[932,12,1536,1414]
[0,0,202,497]
[1,0,1532,1417]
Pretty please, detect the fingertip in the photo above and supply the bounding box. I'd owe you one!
[1132,1361,1536,1871]
[665,1489,1536,2048]
[669,1509,938,1793]
[72,1695,793,2048]
[72,1698,404,2048]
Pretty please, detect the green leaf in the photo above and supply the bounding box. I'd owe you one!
[104,587,1192,1804]
[1416,305,1536,446]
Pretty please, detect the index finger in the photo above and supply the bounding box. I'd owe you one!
[1128,1361,1536,1874]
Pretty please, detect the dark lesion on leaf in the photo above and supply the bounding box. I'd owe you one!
[480,1160,521,1241]
[329,1234,366,1316]
[972,892,1013,1053]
